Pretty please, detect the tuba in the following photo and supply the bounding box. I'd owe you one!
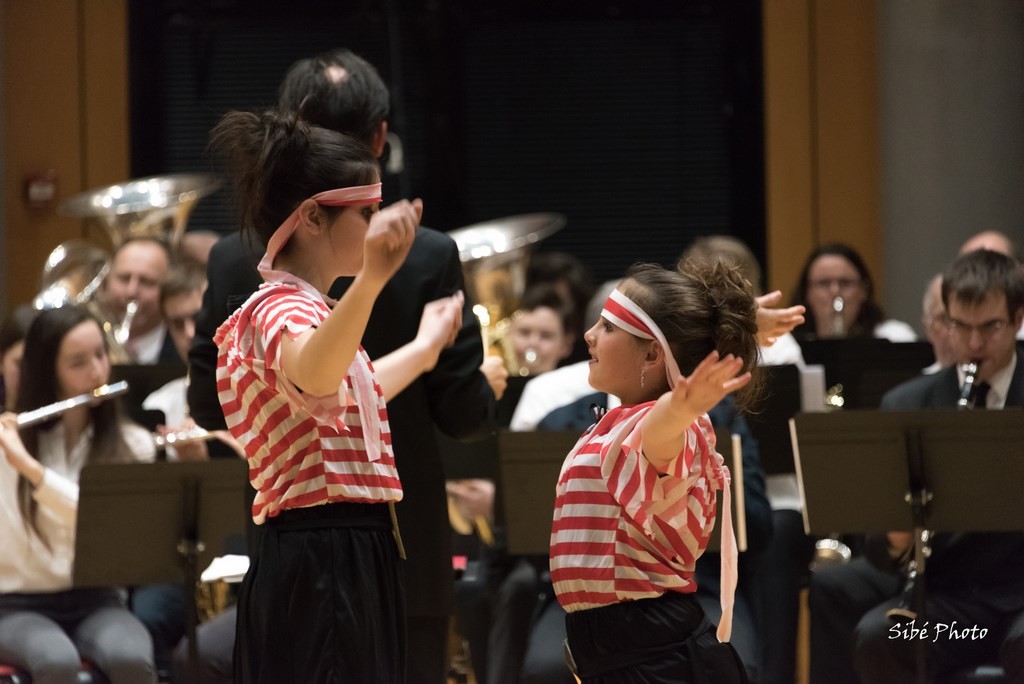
[36,174,221,362]
[58,173,221,253]
[447,213,565,376]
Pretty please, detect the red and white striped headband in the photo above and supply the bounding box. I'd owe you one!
[602,288,683,389]
[258,182,382,276]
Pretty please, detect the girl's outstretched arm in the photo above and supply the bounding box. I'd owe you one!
[641,351,751,470]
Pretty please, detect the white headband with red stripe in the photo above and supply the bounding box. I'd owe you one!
[257,182,382,278]
[601,288,682,389]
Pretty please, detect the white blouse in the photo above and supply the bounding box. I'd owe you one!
[0,421,154,593]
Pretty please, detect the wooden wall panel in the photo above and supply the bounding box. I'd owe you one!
[814,0,883,291]
[81,0,131,191]
[763,0,881,297]
[2,0,129,309]
[763,0,816,294]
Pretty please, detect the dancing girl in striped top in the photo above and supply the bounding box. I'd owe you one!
[550,262,762,683]
[209,110,463,683]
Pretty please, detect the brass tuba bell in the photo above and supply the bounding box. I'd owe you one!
[58,173,221,252]
[448,213,565,376]
[35,174,222,362]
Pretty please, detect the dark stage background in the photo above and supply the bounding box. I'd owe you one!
[129,0,764,285]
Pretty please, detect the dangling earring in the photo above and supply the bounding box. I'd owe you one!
[640,366,646,390]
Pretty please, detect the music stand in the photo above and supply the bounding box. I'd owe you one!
[791,409,1024,682]
[498,430,579,555]
[74,459,249,683]
[497,428,747,556]
[747,364,803,476]
[109,364,184,426]
[796,339,935,408]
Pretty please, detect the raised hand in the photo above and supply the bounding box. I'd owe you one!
[641,351,752,470]
[0,412,43,485]
[755,291,805,346]
[479,355,509,400]
[362,198,422,286]
[669,351,751,418]
[415,291,464,373]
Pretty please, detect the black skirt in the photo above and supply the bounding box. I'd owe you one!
[564,592,747,684]
[234,501,406,684]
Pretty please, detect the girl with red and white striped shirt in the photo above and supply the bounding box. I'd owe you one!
[209,110,462,684]
[551,262,762,683]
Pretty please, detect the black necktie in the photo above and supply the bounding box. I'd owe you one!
[974,382,991,409]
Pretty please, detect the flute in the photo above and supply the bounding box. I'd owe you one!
[152,425,218,450]
[16,381,129,428]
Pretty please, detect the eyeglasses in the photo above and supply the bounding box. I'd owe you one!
[945,317,1012,340]
[809,278,861,293]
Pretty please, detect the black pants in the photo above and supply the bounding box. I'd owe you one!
[564,592,747,683]
[234,502,405,684]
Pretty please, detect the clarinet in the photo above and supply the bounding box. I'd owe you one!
[888,361,981,623]
[956,361,980,409]
[886,530,930,622]
[831,295,846,337]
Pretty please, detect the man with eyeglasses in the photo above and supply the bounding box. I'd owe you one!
[809,249,1024,683]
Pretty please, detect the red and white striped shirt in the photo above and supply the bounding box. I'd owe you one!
[215,281,400,524]
[549,403,723,613]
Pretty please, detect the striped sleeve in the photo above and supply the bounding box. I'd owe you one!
[254,291,324,373]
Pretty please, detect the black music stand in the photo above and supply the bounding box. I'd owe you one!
[497,428,747,556]
[796,339,935,409]
[73,459,249,683]
[747,363,803,476]
[109,364,184,427]
[498,430,580,555]
[791,409,1024,683]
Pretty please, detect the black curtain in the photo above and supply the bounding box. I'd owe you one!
[128,0,764,284]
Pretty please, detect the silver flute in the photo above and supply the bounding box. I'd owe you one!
[16,381,129,428]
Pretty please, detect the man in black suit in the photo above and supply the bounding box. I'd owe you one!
[810,248,1024,683]
[183,49,502,684]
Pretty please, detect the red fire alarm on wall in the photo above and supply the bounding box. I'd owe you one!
[24,170,59,209]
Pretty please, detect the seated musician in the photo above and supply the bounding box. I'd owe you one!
[791,242,917,342]
[0,307,156,683]
[141,258,217,462]
[98,238,183,369]
[810,248,1024,683]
